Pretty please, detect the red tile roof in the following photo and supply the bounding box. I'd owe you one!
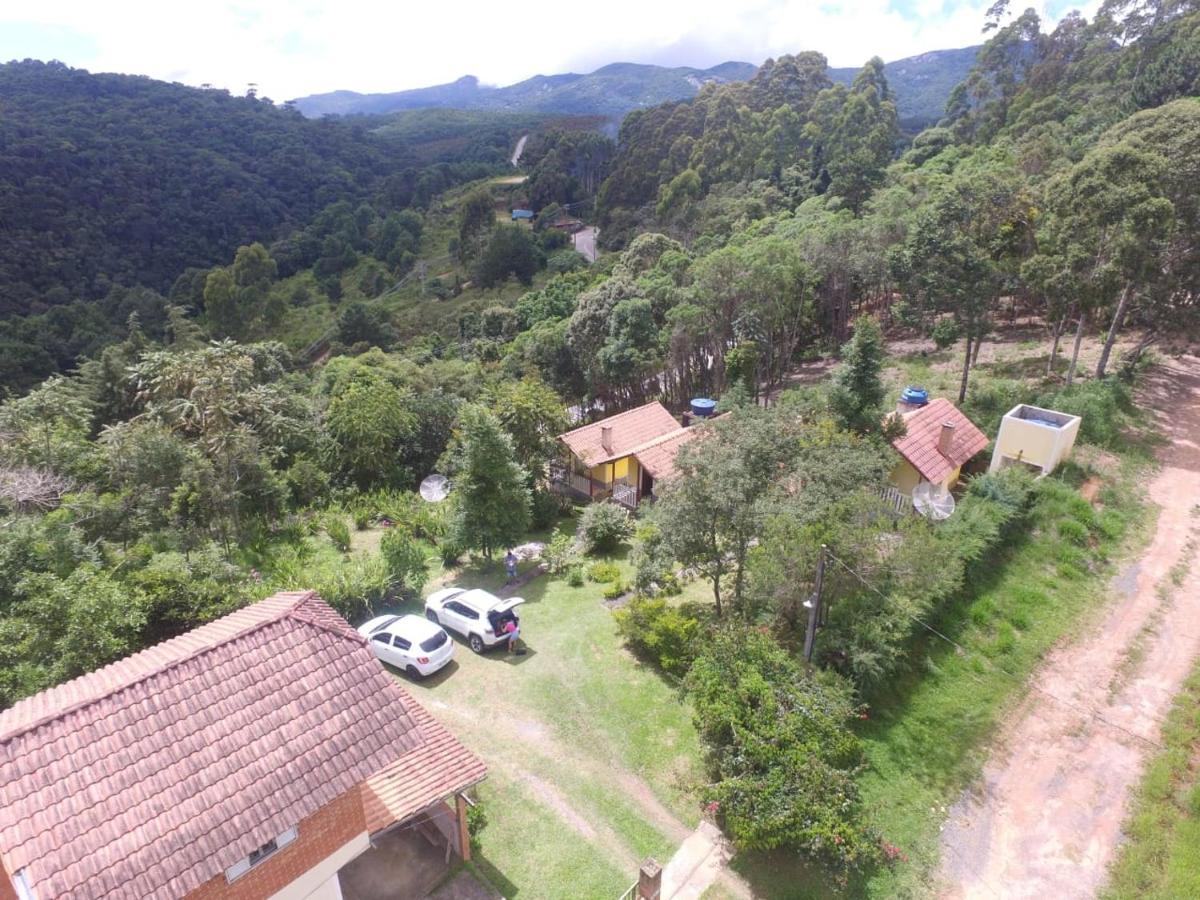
[891,398,990,483]
[630,427,698,481]
[0,591,482,900]
[362,694,487,833]
[559,401,681,468]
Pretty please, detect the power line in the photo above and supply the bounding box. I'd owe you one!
[820,548,1164,752]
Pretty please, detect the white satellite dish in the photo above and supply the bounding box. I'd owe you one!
[912,482,956,520]
[419,474,451,503]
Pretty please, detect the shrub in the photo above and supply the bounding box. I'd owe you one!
[466,800,488,848]
[566,565,584,587]
[380,527,428,595]
[543,532,578,574]
[1037,379,1133,447]
[687,627,879,873]
[931,317,959,349]
[613,595,702,677]
[439,539,464,568]
[284,457,330,507]
[578,501,633,554]
[587,561,621,583]
[325,516,352,553]
[530,488,563,530]
[602,581,628,599]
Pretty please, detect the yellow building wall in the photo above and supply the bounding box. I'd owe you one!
[889,459,962,493]
[612,456,639,483]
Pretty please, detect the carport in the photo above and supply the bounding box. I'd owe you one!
[338,694,487,900]
[339,802,468,900]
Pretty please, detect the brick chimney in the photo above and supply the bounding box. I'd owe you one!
[938,421,955,456]
[601,425,613,454]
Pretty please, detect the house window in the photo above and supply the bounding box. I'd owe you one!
[225,826,298,882]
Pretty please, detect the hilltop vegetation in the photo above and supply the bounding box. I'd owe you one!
[295,49,980,126]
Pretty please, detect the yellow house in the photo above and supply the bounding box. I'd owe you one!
[552,401,697,508]
[889,397,990,493]
[988,404,1081,476]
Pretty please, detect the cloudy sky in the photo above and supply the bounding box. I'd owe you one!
[1,0,1092,100]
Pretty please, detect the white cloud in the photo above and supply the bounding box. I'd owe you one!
[1,0,1100,100]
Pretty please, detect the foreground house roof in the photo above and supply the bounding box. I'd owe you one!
[0,591,482,900]
[559,400,682,468]
[891,397,990,483]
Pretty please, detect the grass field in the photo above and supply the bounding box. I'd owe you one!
[370,521,706,900]
[1103,614,1200,898]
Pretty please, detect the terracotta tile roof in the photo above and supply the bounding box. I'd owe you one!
[630,427,698,480]
[891,398,990,484]
[362,693,487,833]
[0,591,464,900]
[559,401,681,468]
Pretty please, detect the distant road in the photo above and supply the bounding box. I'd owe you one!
[511,134,528,167]
[573,226,598,263]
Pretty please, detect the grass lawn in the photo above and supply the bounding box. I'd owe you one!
[1103,657,1200,898]
[372,519,706,900]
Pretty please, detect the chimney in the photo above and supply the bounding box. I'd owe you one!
[600,425,613,454]
[938,421,955,456]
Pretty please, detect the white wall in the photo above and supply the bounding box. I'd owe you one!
[268,833,368,900]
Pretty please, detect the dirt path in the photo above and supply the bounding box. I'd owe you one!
[938,354,1200,899]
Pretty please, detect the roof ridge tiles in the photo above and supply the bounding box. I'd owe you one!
[556,399,672,440]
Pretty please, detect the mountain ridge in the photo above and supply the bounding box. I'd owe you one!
[293,47,979,125]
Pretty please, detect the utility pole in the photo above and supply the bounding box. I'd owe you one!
[802,544,827,667]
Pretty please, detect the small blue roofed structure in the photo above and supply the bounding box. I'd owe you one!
[511,209,534,221]
[690,398,717,418]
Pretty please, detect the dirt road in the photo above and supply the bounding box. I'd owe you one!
[573,226,598,263]
[938,354,1200,899]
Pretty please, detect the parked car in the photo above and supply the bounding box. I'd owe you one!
[424,587,525,653]
[357,614,455,678]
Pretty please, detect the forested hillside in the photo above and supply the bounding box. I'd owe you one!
[0,61,520,316]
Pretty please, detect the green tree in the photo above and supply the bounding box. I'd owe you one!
[474,225,542,288]
[324,369,416,489]
[448,405,531,558]
[828,318,887,433]
[458,187,496,261]
[655,407,800,616]
[490,378,569,482]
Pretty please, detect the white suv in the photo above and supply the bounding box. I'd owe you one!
[424,587,525,653]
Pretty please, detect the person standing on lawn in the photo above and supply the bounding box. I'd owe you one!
[504,549,518,582]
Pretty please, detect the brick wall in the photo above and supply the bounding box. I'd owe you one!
[185,785,367,900]
[0,862,17,900]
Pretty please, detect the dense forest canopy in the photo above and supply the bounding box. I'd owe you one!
[0,60,528,317]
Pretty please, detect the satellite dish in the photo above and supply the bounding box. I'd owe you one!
[912,482,956,520]
[419,474,451,503]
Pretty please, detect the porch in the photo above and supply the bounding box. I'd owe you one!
[549,460,645,510]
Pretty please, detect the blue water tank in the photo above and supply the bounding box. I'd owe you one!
[690,398,717,418]
[900,386,929,407]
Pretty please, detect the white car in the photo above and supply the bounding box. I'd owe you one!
[357,614,455,678]
[424,588,525,654]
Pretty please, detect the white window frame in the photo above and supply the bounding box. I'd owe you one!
[224,825,298,882]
